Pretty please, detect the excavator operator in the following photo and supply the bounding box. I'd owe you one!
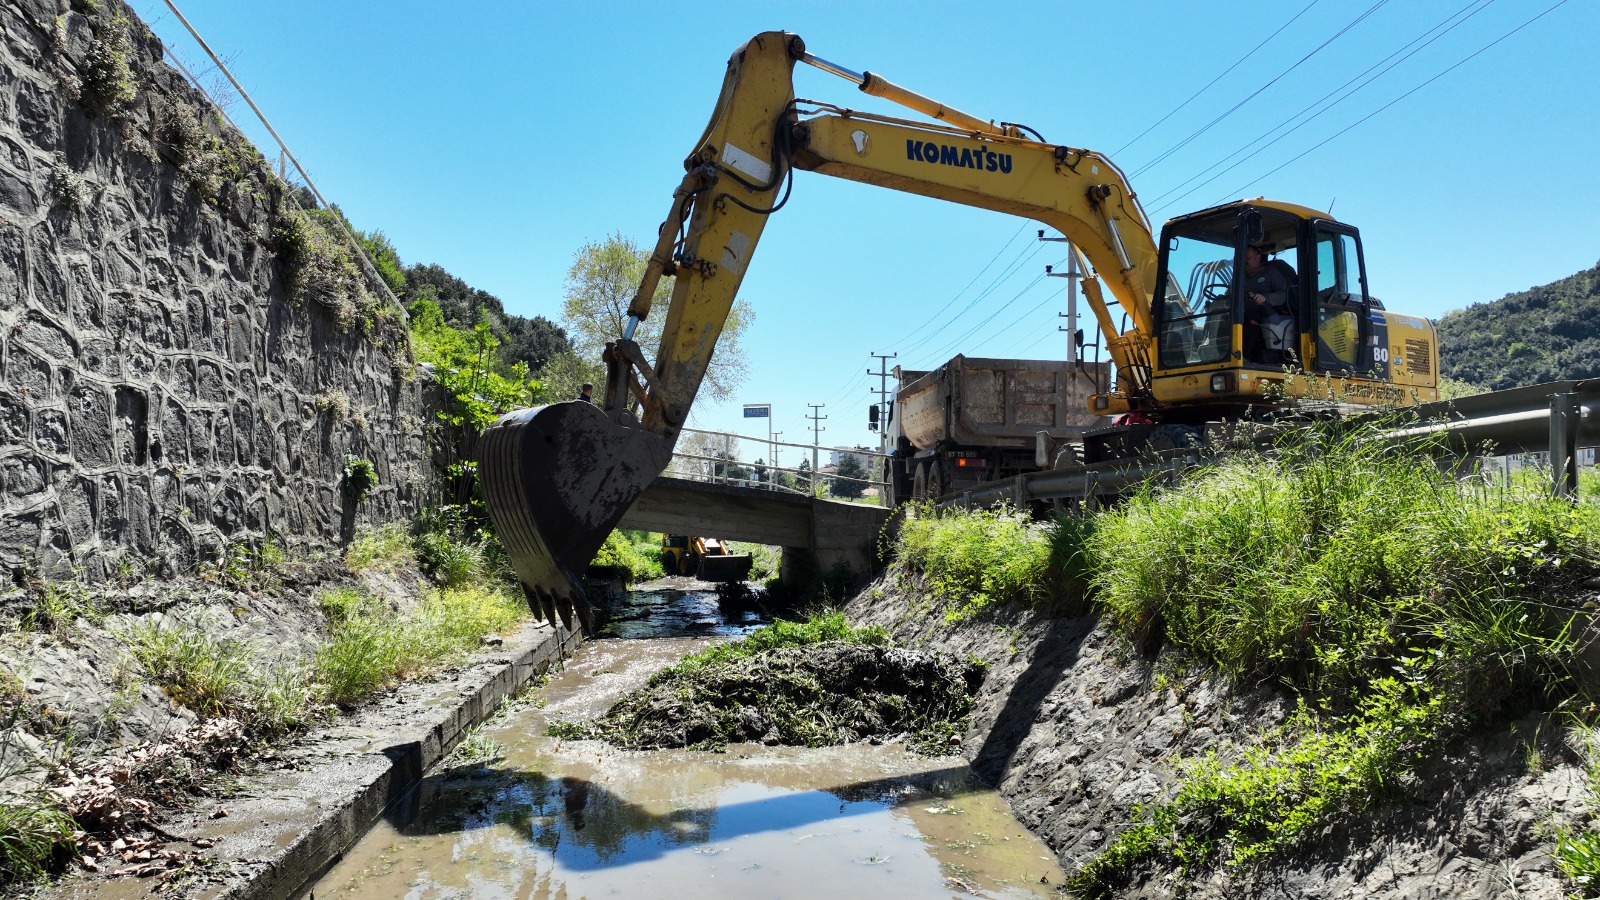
[1240,243,1297,366]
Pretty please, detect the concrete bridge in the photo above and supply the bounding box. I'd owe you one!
[618,476,893,586]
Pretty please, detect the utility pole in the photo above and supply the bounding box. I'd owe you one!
[771,431,782,483]
[868,352,896,434]
[1040,230,1084,366]
[807,403,827,492]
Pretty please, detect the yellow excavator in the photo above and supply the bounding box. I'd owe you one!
[479,32,1439,631]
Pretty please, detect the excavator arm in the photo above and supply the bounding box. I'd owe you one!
[481,32,1166,632]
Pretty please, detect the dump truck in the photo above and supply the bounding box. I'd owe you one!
[879,356,1109,504]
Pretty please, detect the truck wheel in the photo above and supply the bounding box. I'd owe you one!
[925,462,945,501]
[1053,444,1084,471]
[911,463,928,501]
[1150,424,1202,451]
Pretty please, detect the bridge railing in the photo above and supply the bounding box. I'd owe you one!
[668,427,889,503]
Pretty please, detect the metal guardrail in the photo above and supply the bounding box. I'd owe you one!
[1369,380,1599,496]
[935,379,1599,511]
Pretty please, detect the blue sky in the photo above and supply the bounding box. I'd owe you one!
[134,0,1600,457]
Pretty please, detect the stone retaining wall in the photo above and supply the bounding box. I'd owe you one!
[0,0,431,580]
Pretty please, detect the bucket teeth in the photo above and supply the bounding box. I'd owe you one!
[479,400,670,636]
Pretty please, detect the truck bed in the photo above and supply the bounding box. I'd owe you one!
[897,356,1107,450]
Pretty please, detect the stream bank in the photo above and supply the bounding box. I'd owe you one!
[844,577,1588,898]
[312,582,1065,899]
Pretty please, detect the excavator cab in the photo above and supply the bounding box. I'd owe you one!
[1150,199,1408,406]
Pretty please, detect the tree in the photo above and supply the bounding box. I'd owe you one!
[537,349,603,404]
[831,454,869,499]
[405,263,572,373]
[562,232,754,402]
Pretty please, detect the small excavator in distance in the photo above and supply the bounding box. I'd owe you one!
[478,32,1439,632]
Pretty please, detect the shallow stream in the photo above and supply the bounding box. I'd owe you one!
[310,584,1065,899]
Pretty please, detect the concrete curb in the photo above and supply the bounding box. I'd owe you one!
[176,621,583,900]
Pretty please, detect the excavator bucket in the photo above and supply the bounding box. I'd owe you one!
[478,401,671,635]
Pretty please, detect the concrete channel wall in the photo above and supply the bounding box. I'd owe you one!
[0,0,432,581]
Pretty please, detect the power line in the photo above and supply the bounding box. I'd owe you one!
[914,267,1059,365]
[1129,0,1393,180]
[1147,0,1499,217]
[949,270,1081,357]
[1210,0,1572,204]
[1113,0,1325,157]
[887,222,1030,347]
[897,242,1048,358]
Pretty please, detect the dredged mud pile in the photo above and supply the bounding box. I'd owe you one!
[556,642,985,753]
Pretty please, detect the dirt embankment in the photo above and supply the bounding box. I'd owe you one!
[845,578,1588,900]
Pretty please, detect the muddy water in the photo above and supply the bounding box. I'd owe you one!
[310,585,1065,899]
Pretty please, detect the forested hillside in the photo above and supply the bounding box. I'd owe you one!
[1436,259,1600,390]
[355,229,571,376]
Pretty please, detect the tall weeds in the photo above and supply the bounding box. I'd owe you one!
[1067,427,1600,892]
[885,424,1600,893]
[894,505,1058,619]
[1089,427,1595,711]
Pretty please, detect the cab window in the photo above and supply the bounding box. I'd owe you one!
[1313,229,1366,371]
[1156,229,1234,368]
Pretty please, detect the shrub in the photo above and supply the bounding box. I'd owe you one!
[78,14,137,117]
[591,530,664,584]
[344,524,415,573]
[892,504,1060,619]
[341,455,378,502]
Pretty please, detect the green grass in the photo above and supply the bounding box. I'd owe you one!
[891,503,1091,620]
[315,583,527,706]
[1065,430,1599,891]
[1087,430,1594,708]
[123,578,530,726]
[345,524,415,573]
[884,425,1600,893]
[120,618,316,735]
[653,610,888,681]
[0,715,77,888]
[592,530,665,584]
[0,802,75,889]
[413,529,491,587]
[1554,721,1600,893]
[21,582,101,635]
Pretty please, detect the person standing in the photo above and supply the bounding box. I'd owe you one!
[577,382,595,404]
